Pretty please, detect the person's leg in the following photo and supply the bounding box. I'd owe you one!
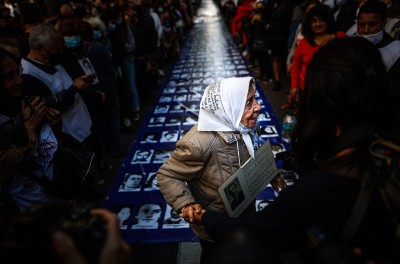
[199,239,216,264]
[123,57,140,120]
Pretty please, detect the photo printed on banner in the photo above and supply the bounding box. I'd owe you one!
[163,205,189,229]
[141,131,160,143]
[149,116,165,127]
[160,130,179,142]
[131,203,162,229]
[113,205,134,230]
[165,116,181,126]
[170,103,185,113]
[119,173,144,192]
[260,125,279,138]
[144,172,159,191]
[154,105,170,114]
[183,115,198,125]
[131,149,154,164]
[153,150,173,164]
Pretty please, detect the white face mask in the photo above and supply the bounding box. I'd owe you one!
[357,30,384,45]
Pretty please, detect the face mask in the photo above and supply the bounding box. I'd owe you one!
[93,30,103,40]
[239,122,260,150]
[48,52,63,65]
[64,36,81,49]
[108,23,116,31]
[358,30,384,45]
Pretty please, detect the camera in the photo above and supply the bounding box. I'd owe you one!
[23,94,62,109]
[1,202,106,264]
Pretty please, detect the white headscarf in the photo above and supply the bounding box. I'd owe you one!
[198,76,256,158]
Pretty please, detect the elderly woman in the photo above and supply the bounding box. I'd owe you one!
[157,76,285,263]
[195,37,400,263]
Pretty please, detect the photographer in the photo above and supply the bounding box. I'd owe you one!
[52,208,131,264]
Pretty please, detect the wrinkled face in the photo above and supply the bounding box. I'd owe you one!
[241,87,261,128]
[357,12,384,35]
[126,174,142,187]
[311,15,328,35]
[138,204,162,223]
[1,56,22,98]
[117,207,131,221]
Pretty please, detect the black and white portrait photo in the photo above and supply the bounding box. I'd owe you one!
[113,205,133,230]
[131,149,154,164]
[165,116,181,126]
[144,172,159,191]
[131,203,162,229]
[119,173,144,192]
[140,132,160,143]
[224,179,245,211]
[148,116,165,127]
[153,150,172,163]
[160,130,179,142]
[162,205,189,229]
[154,105,170,114]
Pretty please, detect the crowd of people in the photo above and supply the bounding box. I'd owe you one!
[0,0,198,262]
[223,0,400,97]
[1,0,400,263]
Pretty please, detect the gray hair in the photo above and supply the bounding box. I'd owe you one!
[29,23,62,50]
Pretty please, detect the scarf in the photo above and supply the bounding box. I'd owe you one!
[198,76,257,158]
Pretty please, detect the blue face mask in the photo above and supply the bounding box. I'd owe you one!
[239,122,260,150]
[93,30,103,40]
[64,36,81,49]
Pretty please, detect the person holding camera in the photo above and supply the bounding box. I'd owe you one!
[52,208,131,264]
[191,37,400,263]
[0,47,60,213]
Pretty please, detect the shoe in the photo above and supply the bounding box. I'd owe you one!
[272,81,282,91]
[133,112,140,121]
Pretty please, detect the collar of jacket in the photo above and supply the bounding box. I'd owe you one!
[216,131,240,144]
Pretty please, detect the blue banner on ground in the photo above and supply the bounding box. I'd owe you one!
[102,0,290,244]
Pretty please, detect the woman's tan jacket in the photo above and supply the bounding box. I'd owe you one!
[157,124,254,240]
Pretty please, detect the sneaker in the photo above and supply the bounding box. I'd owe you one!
[272,81,282,91]
[133,112,140,121]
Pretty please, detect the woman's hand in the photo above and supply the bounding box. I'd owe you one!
[21,97,46,130]
[21,97,46,149]
[46,108,62,128]
[52,208,131,264]
[192,209,206,225]
[270,174,287,192]
[179,203,202,223]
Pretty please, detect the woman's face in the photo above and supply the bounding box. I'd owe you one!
[241,87,261,128]
[311,15,328,35]
[1,56,22,98]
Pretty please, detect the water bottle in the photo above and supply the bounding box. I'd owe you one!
[281,111,297,143]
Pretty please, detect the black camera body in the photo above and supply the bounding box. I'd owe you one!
[23,95,61,109]
[1,202,106,264]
